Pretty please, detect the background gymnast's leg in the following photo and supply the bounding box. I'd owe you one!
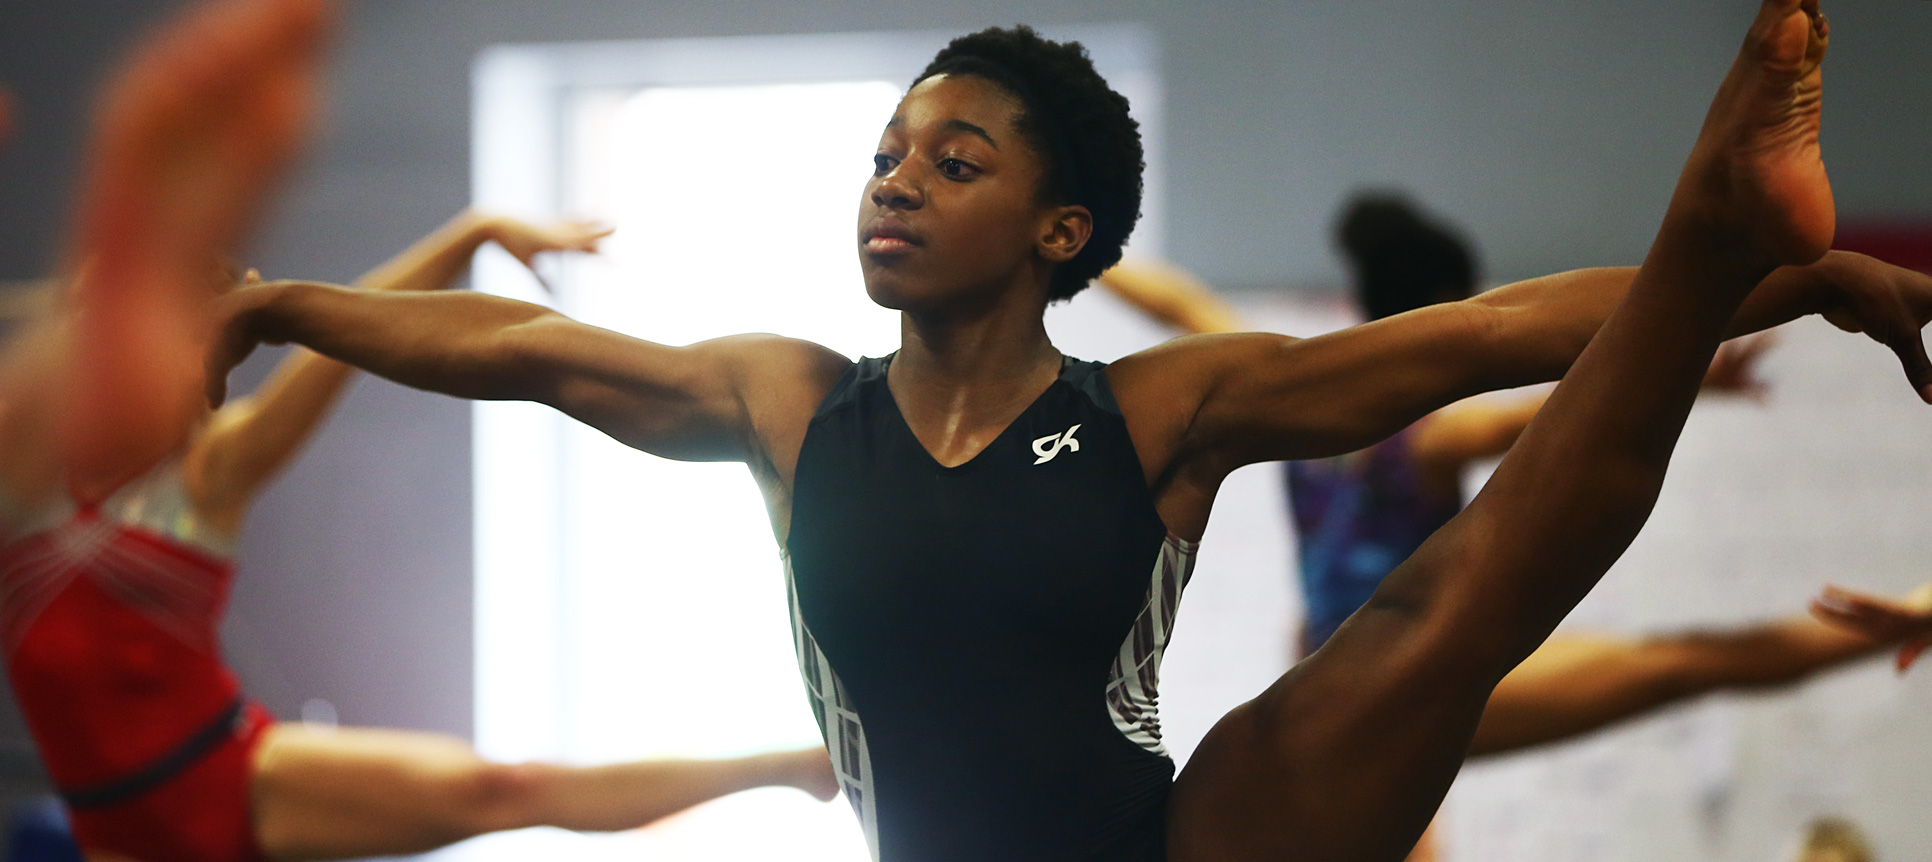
[249,726,836,860]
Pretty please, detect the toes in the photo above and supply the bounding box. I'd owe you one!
[1749,0,1827,73]
[1759,8,1815,71]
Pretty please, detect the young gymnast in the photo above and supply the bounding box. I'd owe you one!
[206,2,1932,859]
[0,3,833,861]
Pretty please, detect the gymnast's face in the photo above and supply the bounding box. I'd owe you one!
[858,74,1060,313]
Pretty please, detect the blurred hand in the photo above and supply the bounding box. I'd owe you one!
[486,216,613,271]
[1810,582,1932,672]
[1702,333,1775,398]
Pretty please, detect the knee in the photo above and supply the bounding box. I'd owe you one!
[439,761,552,837]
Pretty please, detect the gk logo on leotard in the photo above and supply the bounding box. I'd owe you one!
[1032,424,1082,465]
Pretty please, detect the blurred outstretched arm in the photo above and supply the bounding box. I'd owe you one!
[1095,258,1245,335]
[185,213,610,528]
[1407,334,1773,497]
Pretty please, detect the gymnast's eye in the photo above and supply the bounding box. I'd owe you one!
[936,157,979,180]
[873,153,899,176]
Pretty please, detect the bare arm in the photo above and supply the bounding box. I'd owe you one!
[1115,253,1930,488]
[186,213,609,527]
[1406,333,1774,497]
[1403,394,1549,500]
[1094,259,1245,335]
[207,281,848,468]
[353,211,609,296]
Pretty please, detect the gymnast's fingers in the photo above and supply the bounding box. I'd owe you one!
[1889,326,1932,405]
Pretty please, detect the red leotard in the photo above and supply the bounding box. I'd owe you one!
[0,464,271,862]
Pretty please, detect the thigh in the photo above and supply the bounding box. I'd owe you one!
[1167,606,1497,862]
[250,723,491,861]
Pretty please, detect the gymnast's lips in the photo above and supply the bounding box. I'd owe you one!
[862,220,923,255]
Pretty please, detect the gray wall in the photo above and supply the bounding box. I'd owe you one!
[0,0,1926,813]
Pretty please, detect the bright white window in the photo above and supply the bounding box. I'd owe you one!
[465,27,1159,861]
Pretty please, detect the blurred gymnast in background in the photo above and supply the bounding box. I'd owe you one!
[0,2,832,861]
[1099,195,1932,861]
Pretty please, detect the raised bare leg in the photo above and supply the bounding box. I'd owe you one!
[61,0,329,497]
[1470,580,1932,757]
[250,724,837,861]
[1470,616,1878,757]
[1170,2,1834,859]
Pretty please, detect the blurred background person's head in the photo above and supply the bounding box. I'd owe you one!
[1334,192,1478,321]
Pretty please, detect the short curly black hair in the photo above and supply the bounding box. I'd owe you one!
[916,26,1144,302]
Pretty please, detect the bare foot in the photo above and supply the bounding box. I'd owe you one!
[1684,0,1833,268]
[777,747,842,802]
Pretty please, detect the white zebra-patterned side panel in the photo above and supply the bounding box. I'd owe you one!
[784,556,879,861]
[1104,533,1199,756]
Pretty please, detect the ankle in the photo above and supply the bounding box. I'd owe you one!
[1651,204,1784,287]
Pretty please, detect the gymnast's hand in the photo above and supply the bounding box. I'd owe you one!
[1810,253,1932,404]
[203,280,302,407]
[484,216,614,274]
[1810,582,1932,672]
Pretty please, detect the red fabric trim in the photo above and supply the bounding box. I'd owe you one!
[1837,222,1932,274]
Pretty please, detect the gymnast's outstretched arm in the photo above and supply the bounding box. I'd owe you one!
[1472,583,1932,757]
[185,213,608,530]
[1113,254,1928,490]
[1099,255,1773,498]
[205,279,852,482]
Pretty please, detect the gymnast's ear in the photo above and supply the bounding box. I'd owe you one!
[1038,204,1092,265]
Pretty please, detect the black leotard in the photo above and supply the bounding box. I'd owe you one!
[787,355,1197,861]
